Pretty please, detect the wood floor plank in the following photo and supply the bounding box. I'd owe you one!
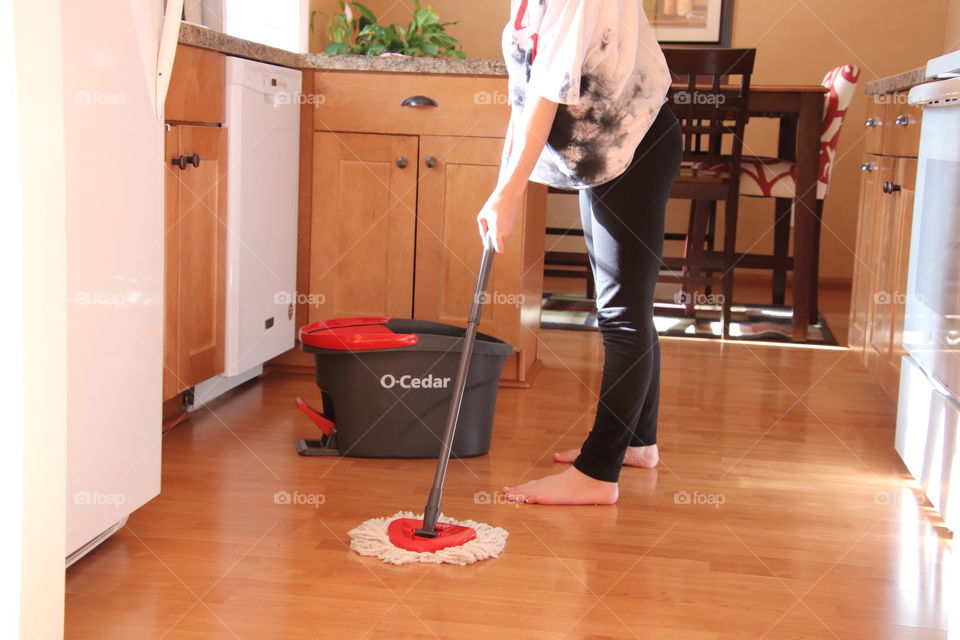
[65,286,950,639]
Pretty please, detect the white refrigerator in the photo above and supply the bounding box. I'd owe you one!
[65,0,182,564]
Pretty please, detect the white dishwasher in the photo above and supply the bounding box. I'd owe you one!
[220,57,301,381]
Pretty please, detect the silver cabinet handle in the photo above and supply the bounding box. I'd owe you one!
[401,95,439,108]
[861,162,877,172]
[865,117,880,128]
[895,114,910,127]
[883,181,902,195]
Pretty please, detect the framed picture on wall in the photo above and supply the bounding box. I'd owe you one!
[645,0,735,46]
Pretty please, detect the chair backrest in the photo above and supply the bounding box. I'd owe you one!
[818,65,861,197]
[662,48,757,175]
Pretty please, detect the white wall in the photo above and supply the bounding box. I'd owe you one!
[7,0,68,637]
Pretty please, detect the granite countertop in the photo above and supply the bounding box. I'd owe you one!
[178,21,507,76]
[865,66,930,95]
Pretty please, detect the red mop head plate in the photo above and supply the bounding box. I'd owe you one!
[387,518,477,552]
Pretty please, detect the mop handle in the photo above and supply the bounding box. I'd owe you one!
[417,233,497,537]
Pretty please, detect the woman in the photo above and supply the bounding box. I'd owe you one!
[477,0,682,505]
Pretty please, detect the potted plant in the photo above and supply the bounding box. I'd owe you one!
[316,0,466,58]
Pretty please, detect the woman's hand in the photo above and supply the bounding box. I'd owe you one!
[477,188,521,254]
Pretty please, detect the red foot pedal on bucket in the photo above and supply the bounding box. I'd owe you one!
[387,518,477,552]
[294,397,334,436]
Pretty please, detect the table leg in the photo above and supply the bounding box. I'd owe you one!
[808,199,824,324]
[792,93,822,342]
[773,118,797,307]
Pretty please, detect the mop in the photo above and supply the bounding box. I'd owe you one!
[348,234,509,566]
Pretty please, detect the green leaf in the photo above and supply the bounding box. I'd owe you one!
[324,42,350,55]
[350,2,378,26]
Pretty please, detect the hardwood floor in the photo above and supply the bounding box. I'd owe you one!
[65,287,951,639]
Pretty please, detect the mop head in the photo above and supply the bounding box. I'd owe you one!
[347,511,508,566]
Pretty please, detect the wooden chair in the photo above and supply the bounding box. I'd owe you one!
[695,65,861,306]
[659,47,757,339]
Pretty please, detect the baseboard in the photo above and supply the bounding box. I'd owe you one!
[162,395,189,433]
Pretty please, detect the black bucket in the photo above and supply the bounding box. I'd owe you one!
[298,317,512,458]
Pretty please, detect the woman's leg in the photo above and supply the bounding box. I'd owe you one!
[504,105,681,502]
[572,108,679,481]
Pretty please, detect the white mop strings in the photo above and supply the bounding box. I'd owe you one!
[347,511,508,566]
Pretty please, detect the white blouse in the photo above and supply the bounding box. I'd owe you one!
[502,0,671,189]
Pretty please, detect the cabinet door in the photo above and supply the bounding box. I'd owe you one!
[864,156,900,379]
[414,136,521,346]
[175,125,227,389]
[882,158,918,399]
[848,155,883,353]
[309,132,418,321]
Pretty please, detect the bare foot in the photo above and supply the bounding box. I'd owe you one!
[502,467,619,505]
[553,444,659,469]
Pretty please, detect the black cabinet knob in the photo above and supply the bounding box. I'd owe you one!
[425,156,438,169]
[883,181,902,194]
[396,156,408,169]
[171,153,201,170]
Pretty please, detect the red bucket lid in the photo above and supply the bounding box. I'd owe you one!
[299,317,419,351]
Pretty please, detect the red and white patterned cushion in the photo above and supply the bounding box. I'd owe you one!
[698,65,861,200]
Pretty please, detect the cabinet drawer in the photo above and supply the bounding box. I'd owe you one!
[882,98,922,158]
[311,71,511,137]
[166,46,225,124]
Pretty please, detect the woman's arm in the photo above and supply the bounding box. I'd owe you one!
[477,96,559,253]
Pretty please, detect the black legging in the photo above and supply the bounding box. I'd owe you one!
[573,104,682,483]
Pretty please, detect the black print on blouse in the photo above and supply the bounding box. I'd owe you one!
[504,0,670,188]
[545,73,646,186]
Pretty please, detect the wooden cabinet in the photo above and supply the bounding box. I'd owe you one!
[162,45,228,401]
[848,86,919,402]
[308,132,418,321]
[163,125,228,400]
[165,45,225,124]
[289,70,547,386]
[414,135,545,381]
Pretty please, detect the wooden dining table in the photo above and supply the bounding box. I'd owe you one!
[548,83,828,342]
[746,83,829,343]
